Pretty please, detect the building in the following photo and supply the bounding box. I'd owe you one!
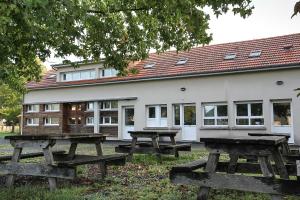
[23,34,300,144]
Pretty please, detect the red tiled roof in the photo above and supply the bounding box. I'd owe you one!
[27,33,300,90]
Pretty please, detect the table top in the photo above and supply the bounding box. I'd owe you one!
[200,135,287,146]
[5,134,106,141]
[128,130,178,136]
[248,132,291,138]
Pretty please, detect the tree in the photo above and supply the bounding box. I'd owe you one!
[0,0,254,90]
[0,84,22,133]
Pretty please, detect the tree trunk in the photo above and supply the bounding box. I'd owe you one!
[11,125,15,133]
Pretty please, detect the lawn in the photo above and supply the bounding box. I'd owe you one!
[0,143,298,200]
[0,131,18,138]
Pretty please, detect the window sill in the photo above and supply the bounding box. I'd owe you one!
[144,127,181,130]
[44,125,59,127]
[231,126,267,130]
[200,126,230,130]
[44,110,60,113]
[99,124,118,127]
[26,125,39,127]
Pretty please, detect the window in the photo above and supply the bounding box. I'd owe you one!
[176,58,188,65]
[68,118,76,125]
[44,117,59,126]
[100,116,118,125]
[273,102,292,126]
[27,104,39,113]
[45,104,59,112]
[71,104,77,111]
[26,118,39,126]
[86,102,94,111]
[146,105,167,127]
[78,117,82,124]
[203,104,228,126]
[86,117,94,126]
[236,102,264,126]
[224,53,236,60]
[174,104,181,126]
[184,105,196,125]
[249,50,262,58]
[144,62,156,69]
[61,69,96,82]
[100,101,118,110]
[100,68,118,78]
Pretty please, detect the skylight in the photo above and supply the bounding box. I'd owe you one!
[47,74,56,79]
[224,53,236,60]
[283,44,294,50]
[144,62,156,69]
[176,58,188,65]
[249,50,262,58]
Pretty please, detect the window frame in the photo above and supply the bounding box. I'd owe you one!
[203,104,228,127]
[99,101,118,111]
[44,104,60,112]
[146,105,168,127]
[44,117,59,126]
[60,69,96,82]
[27,104,39,113]
[100,116,118,125]
[26,118,39,126]
[99,68,118,78]
[235,102,264,126]
[86,117,94,126]
[86,102,94,111]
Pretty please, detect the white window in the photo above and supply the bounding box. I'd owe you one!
[45,104,60,112]
[100,116,118,125]
[203,104,228,126]
[86,117,94,126]
[61,69,96,82]
[235,102,264,126]
[27,104,39,113]
[44,117,59,126]
[146,105,167,127]
[99,101,118,110]
[26,118,39,126]
[86,102,94,111]
[100,68,118,78]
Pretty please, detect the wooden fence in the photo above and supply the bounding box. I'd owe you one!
[0,126,20,133]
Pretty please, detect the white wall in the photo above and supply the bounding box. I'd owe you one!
[24,68,300,144]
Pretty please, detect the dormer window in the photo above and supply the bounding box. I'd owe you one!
[47,74,56,79]
[144,62,156,69]
[100,68,118,78]
[176,58,188,65]
[249,50,262,58]
[61,69,96,82]
[224,53,236,60]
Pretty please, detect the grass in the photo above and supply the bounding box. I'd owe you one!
[0,144,299,200]
[0,131,18,138]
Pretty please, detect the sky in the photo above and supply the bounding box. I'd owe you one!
[45,0,300,67]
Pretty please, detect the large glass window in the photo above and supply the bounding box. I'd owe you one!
[125,108,134,126]
[273,102,292,126]
[61,69,96,82]
[26,118,39,126]
[100,68,118,78]
[173,104,181,126]
[86,117,94,126]
[27,104,39,113]
[236,102,264,126]
[203,104,228,126]
[44,117,59,126]
[184,105,196,125]
[45,104,60,112]
[100,101,118,110]
[146,105,167,127]
[86,102,94,111]
[100,116,118,125]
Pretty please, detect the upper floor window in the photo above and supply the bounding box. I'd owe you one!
[26,118,39,126]
[203,104,228,126]
[44,117,59,126]
[61,69,96,82]
[235,102,264,126]
[45,104,60,112]
[146,105,167,127]
[100,116,118,125]
[27,104,39,113]
[100,68,118,78]
[86,102,94,111]
[86,117,94,126]
[100,101,118,110]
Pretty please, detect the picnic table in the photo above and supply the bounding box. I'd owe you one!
[115,130,191,159]
[0,134,126,190]
[170,135,300,200]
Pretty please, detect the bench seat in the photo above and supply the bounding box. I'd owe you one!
[171,160,207,172]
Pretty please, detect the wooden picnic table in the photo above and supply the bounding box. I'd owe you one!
[170,135,300,200]
[1,134,126,190]
[115,130,191,159]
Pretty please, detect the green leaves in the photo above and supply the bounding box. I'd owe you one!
[0,0,254,91]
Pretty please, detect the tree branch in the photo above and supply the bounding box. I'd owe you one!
[87,7,151,15]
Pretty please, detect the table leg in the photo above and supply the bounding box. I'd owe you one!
[128,137,137,161]
[6,147,22,187]
[170,136,176,145]
[95,141,106,178]
[272,148,289,179]
[197,153,220,200]
[43,146,57,191]
[152,136,161,160]
[258,155,282,200]
[296,160,300,181]
[67,143,78,160]
[95,142,103,156]
[227,154,239,174]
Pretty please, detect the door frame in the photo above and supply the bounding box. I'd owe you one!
[270,100,294,143]
[122,106,135,140]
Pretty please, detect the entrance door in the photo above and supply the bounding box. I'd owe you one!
[182,104,197,141]
[271,101,294,143]
[122,107,135,140]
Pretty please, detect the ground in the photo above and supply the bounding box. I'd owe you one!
[0,134,299,200]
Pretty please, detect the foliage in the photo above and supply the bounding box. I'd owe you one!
[0,84,22,131]
[0,0,254,90]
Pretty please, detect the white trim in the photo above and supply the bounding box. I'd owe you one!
[202,103,229,127]
[235,102,264,126]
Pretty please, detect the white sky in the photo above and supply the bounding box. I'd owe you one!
[45,0,300,67]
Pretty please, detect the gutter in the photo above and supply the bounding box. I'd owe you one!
[28,62,300,91]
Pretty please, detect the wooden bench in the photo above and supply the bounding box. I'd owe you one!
[55,154,126,179]
[171,160,207,172]
[0,151,65,162]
